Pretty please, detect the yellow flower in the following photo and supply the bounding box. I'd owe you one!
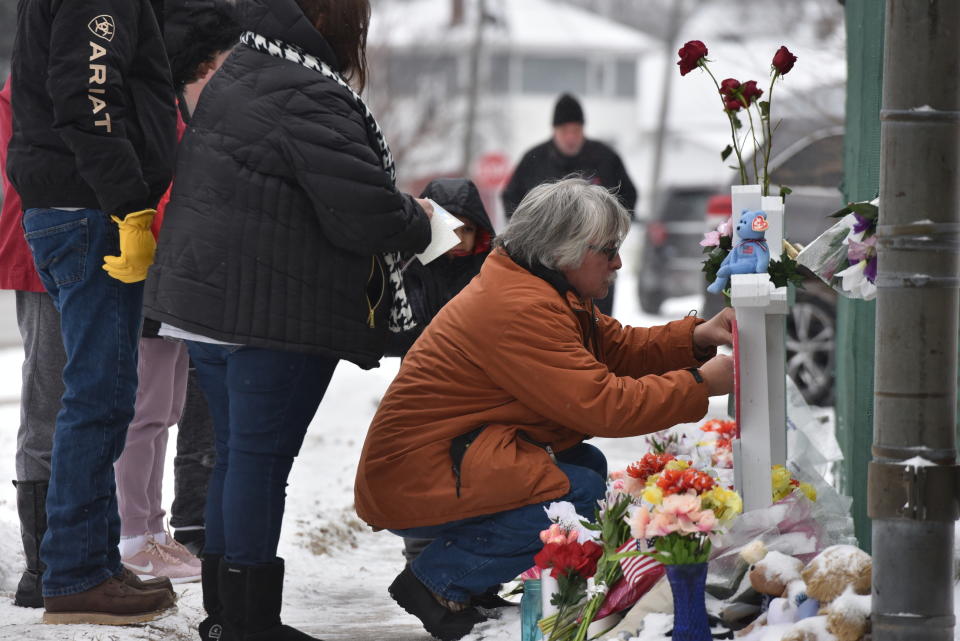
[798,482,817,502]
[700,486,743,523]
[664,459,690,472]
[643,485,664,505]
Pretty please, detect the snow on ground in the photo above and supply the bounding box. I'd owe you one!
[0,229,946,640]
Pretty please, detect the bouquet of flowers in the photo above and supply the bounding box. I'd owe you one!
[772,464,818,503]
[696,419,737,469]
[534,523,604,641]
[535,495,636,641]
[677,39,798,197]
[797,198,879,300]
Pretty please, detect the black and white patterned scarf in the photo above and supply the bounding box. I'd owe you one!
[240,31,416,333]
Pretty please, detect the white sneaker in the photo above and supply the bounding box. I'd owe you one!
[122,537,201,584]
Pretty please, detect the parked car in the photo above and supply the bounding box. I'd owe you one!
[636,185,721,314]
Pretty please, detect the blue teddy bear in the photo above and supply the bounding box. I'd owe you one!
[706,209,771,294]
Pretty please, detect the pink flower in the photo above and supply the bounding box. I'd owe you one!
[661,492,702,519]
[611,479,625,491]
[540,524,577,545]
[847,235,877,262]
[700,231,721,247]
[717,218,732,237]
[694,509,718,533]
[628,507,651,540]
[646,512,679,537]
[622,475,647,499]
[609,470,626,480]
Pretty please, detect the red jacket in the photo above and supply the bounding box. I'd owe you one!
[0,77,44,292]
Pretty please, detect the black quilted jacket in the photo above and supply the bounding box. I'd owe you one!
[143,0,430,368]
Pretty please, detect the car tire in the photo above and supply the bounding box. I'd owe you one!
[786,291,836,407]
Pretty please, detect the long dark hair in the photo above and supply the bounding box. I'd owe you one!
[296,0,371,92]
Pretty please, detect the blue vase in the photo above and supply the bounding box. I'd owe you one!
[520,578,543,641]
[665,562,711,641]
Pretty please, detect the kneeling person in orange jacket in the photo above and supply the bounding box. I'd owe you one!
[354,177,735,641]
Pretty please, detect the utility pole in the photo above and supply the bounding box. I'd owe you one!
[461,0,486,176]
[646,0,685,221]
[868,2,960,640]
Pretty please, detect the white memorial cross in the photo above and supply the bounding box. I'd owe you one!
[728,185,790,512]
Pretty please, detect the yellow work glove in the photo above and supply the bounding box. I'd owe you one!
[102,209,157,283]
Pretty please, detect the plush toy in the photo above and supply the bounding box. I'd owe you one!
[779,545,872,641]
[801,545,871,605]
[707,209,771,294]
[748,550,804,598]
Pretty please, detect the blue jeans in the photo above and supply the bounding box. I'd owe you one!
[186,342,338,564]
[22,208,143,596]
[392,442,608,602]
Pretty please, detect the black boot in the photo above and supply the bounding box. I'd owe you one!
[388,566,486,641]
[220,558,322,640]
[199,554,226,641]
[13,480,47,608]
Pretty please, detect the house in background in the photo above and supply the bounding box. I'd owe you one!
[367,0,654,227]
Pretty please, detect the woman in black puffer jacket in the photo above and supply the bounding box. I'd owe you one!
[143,1,430,639]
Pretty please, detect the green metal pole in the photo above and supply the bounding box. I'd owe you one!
[836,0,884,553]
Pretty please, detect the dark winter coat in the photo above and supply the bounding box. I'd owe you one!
[386,178,494,356]
[7,0,177,216]
[501,139,637,219]
[143,0,431,368]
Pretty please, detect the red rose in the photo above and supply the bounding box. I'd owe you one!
[724,99,742,112]
[573,541,603,578]
[534,542,562,569]
[677,40,708,76]
[741,80,763,104]
[772,46,797,75]
[719,77,740,98]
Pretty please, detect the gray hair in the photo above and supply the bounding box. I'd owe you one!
[495,177,630,270]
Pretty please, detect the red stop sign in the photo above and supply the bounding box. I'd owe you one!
[474,152,512,189]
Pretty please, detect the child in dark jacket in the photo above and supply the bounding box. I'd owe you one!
[387,178,495,357]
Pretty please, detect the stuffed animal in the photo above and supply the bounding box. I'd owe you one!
[748,550,804,598]
[707,209,771,294]
[801,545,871,605]
[781,545,872,641]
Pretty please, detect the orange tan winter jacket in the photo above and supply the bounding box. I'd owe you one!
[354,250,714,530]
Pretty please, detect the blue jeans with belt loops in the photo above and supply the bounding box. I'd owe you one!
[391,442,608,603]
[22,207,142,596]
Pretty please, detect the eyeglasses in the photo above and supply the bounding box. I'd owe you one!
[588,244,620,261]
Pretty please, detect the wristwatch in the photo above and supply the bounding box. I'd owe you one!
[685,367,704,384]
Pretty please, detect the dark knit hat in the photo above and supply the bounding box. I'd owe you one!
[552,93,585,126]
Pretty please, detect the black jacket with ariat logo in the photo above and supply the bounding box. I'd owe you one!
[7,0,177,217]
[143,0,430,368]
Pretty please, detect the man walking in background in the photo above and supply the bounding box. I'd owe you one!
[501,93,637,316]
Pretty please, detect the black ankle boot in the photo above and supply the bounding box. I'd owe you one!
[220,558,322,640]
[13,480,47,608]
[199,554,225,641]
[388,566,486,641]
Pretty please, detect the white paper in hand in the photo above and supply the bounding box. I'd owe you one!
[414,199,464,265]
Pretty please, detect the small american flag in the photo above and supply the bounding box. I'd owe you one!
[617,538,664,585]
